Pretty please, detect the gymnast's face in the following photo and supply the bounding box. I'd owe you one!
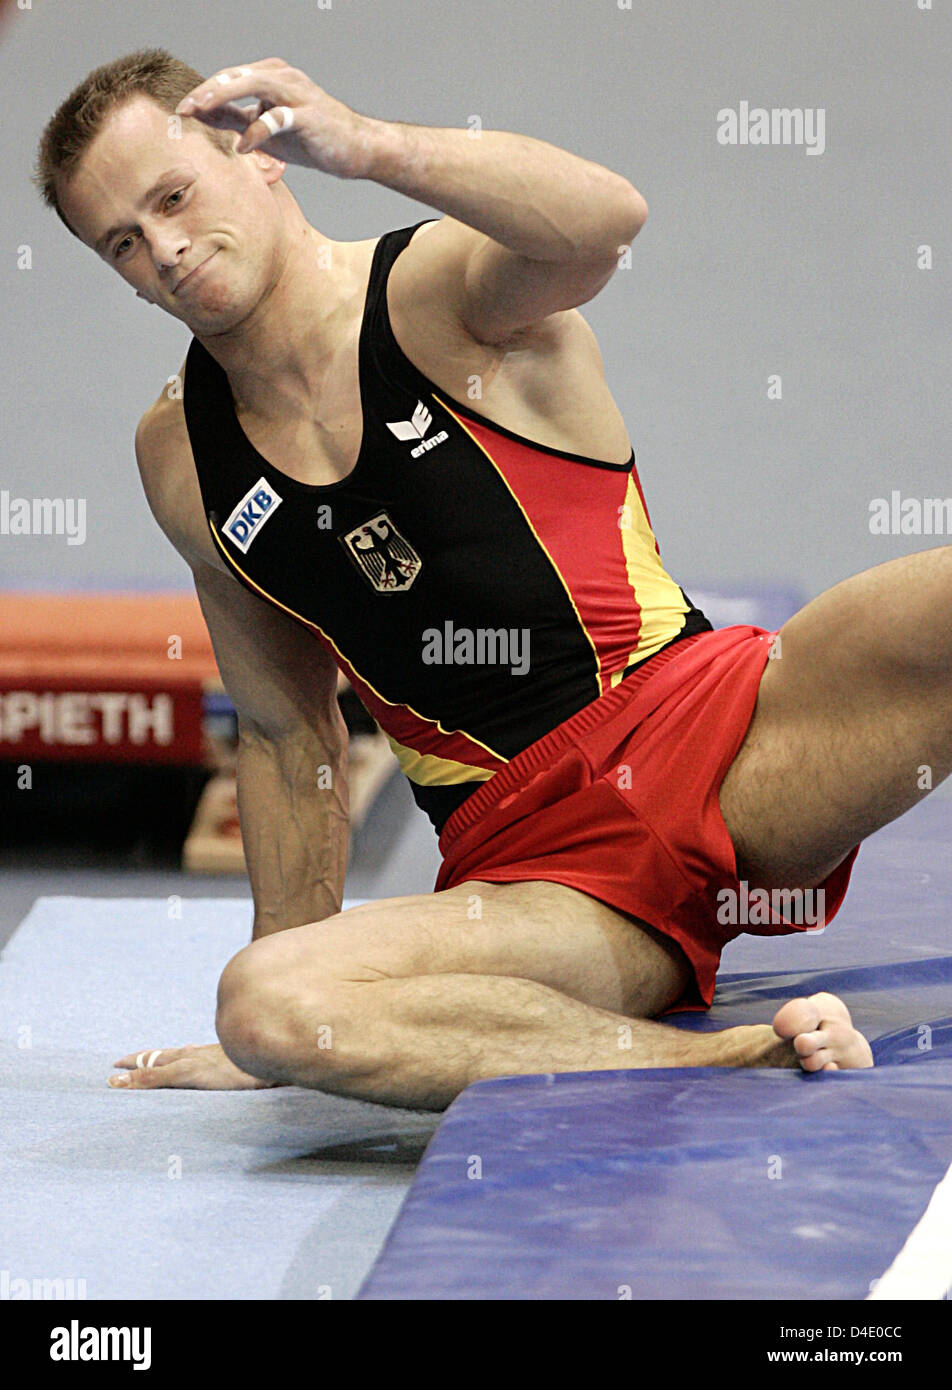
[57,95,290,332]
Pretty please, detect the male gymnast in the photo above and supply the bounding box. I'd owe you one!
[35,50,950,1106]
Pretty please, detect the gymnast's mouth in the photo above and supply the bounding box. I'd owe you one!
[173,251,218,294]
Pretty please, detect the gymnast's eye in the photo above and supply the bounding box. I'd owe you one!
[113,190,188,259]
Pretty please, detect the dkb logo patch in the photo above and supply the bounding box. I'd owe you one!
[222,478,283,553]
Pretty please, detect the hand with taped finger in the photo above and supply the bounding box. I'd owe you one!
[109,1042,280,1091]
[174,57,380,179]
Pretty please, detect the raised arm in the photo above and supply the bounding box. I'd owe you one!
[174,59,647,344]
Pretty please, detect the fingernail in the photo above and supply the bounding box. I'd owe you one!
[176,98,195,114]
[108,1074,130,1088]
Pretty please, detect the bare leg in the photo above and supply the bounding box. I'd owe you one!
[215,883,872,1109]
[224,974,871,1110]
[721,546,952,888]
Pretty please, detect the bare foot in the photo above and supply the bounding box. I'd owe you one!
[769,992,874,1071]
[713,992,874,1070]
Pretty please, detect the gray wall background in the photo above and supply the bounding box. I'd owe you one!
[2,0,949,600]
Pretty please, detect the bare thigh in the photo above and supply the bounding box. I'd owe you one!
[249,880,693,1019]
[720,546,952,890]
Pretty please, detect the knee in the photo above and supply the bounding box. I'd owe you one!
[215,939,287,1074]
[215,936,342,1079]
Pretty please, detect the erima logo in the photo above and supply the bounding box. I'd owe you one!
[222,477,282,553]
[386,400,449,459]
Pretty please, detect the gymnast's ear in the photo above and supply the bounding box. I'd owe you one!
[252,151,286,184]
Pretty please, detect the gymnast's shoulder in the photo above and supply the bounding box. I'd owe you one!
[134,358,223,573]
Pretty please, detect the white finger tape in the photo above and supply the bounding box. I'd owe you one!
[145,1050,162,1070]
[260,106,295,136]
[135,1052,147,1070]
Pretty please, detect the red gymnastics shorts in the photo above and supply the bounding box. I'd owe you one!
[434,625,860,1013]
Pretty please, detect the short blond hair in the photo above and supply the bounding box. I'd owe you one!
[33,47,235,238]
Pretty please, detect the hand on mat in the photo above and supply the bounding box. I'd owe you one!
[174,58,378,178]
[108,1043,280,1091]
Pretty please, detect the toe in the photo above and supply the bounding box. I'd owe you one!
[772,997,821,1041]
[824,1019,873,1068]
[811,992,854,1025]
[800,1049,834,1072]
[792,1028,826,1058]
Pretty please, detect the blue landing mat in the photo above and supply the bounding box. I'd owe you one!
[359,798,952,1300]
[358,1064,952,1301]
